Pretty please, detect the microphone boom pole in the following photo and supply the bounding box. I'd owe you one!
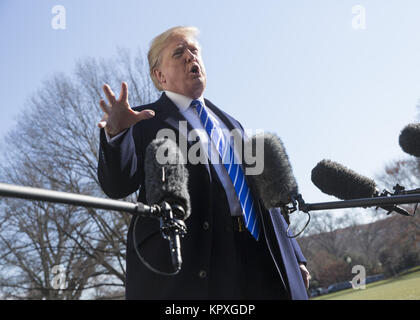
[298,193,420,215]
[0,182,155,216]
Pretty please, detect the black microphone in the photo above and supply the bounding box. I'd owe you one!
[311,159,410,215]
[399,123,420,157]
[244,132,299,210]
[144,138,191,272]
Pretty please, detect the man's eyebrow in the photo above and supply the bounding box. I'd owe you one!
[189,41,200,49]
[171,42,200,56]
[172,44,185,54]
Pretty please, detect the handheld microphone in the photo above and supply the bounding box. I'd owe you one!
[311,159,410,216]
[399,123,420,157]
[144,138,191,272]
[244,132,299,210]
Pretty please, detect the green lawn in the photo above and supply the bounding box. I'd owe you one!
[312,266,420,300]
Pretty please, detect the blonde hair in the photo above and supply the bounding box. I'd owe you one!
[148,26,200,91]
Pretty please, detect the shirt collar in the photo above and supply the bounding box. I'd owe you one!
[164,90,205,112]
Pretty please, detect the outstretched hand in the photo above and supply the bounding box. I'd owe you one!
[97,82,155,137]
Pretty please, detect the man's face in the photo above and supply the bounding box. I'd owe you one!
[154,33,206,99]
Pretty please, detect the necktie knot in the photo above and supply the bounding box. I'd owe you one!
[190,99,201,106]
[190,99,204,113]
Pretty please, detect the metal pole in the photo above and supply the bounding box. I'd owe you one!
[302,193,420,212]
[0,182,140,214]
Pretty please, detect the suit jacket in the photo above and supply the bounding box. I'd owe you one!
[97,92,308,300]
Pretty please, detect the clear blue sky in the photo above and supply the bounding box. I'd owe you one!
[2,0,420,218]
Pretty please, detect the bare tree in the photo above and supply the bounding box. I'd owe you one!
[302,211,351,258]
[295,211,356,288]
[0,48,159,299]
[345,218,387,273]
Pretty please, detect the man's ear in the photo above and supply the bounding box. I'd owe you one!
[154,69,166,87]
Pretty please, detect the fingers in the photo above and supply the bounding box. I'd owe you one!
[99,99,110,113]
[103,84,116,105]
[119,82,128,102]
[98,120,107,129]
[134,109,155,122]
[97,113,107,129]
[98,100,109,128]
[299,264,310,289]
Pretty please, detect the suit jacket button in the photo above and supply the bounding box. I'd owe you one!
[199,270,207,279]
[203,221,210,230]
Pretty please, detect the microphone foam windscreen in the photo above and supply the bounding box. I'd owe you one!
[399,123,420,157]
[311,159,377,200]
[144,138,191,219]
[244,132,298,209]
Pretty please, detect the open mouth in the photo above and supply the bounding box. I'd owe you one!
[190,65,200,74]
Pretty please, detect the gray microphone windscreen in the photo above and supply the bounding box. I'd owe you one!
[244,132,298,209]
[311,159,377,200]
[399,123,420,157]
[144,138,191,219]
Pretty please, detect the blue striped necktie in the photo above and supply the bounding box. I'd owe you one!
[191,99,261,240]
